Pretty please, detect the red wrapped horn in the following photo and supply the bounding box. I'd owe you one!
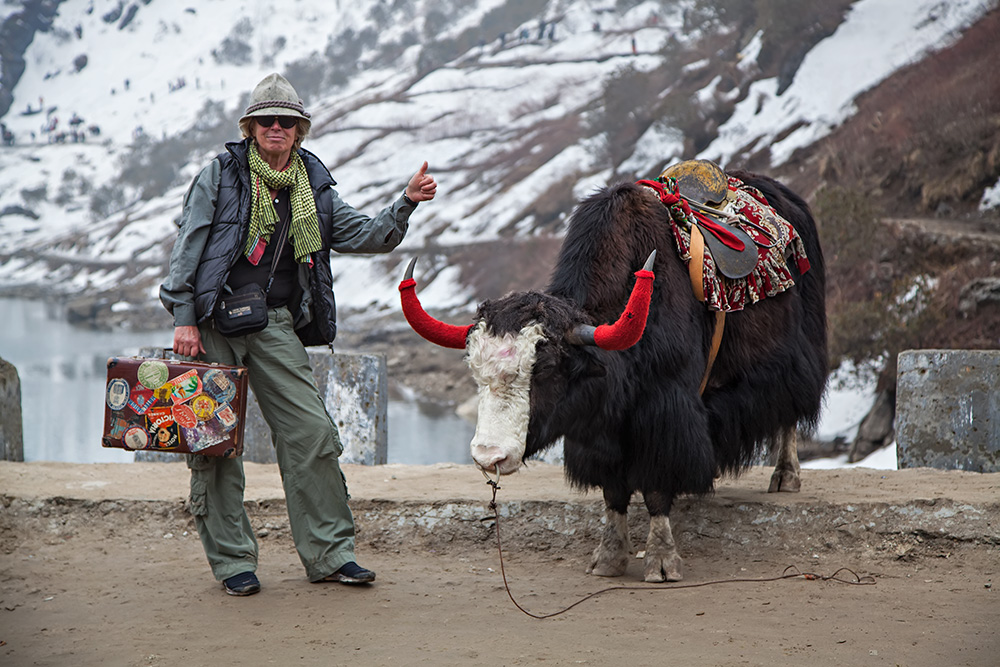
[398,257,473,349]
[569,250,656,351]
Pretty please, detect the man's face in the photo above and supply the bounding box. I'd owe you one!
[253,115,297,158]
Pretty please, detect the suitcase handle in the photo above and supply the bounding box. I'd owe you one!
[143,348,236,368]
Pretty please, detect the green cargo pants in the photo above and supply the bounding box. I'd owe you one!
[190,306,356,582]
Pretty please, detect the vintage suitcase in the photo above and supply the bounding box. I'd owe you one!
[102,356,249,458]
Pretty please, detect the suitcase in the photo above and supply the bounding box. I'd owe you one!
[102,356,249,458]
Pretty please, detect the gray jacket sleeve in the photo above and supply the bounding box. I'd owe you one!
[159,160,221,327]
[327,187,414,253]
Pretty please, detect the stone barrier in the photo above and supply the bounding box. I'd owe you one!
[896,349,1000,472]
[311,350,388,466]
[0,356,24,461]
[135,348,387,465]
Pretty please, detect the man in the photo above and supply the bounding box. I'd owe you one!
[161,73,436,596]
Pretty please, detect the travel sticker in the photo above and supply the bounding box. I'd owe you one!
[182,422,228,452]
[190,394,217,421]
[215,403,239,432]
[203,369,237,404]
[108,414,130,439]
[137,360,169,390]
[123,426,149,450]
[127,387,156,415]
[169,369,203,404]
[153,383,174,402]
[106,378,130,411]
[146,406,175,432]
[152,422,180,449]
[172,403,198,429]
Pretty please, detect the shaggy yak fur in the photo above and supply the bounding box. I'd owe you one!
[471,171,827,581]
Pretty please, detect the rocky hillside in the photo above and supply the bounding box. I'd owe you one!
[779,7,1000,459]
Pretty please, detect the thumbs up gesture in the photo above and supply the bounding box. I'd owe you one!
[405,161,437,203]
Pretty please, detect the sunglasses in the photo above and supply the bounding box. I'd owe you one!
[255,115,298,129]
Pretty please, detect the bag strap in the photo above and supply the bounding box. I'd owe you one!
[263,202,290,294]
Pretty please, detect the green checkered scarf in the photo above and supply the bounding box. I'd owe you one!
[244,142,323,264]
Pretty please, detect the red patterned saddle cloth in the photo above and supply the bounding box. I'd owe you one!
[639,176,811,313]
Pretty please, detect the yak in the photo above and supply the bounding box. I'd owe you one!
[398,169,827,582]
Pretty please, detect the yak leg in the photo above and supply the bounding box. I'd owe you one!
[642,491,683,582]
[768,426,801,493]
[587,485,631,577]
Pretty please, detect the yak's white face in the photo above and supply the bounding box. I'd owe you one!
[465,321,546,474]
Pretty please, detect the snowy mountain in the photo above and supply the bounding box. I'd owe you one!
[0,0,995,322]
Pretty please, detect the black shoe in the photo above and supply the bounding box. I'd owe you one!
[320,561,376,584]
[223,571,261,596]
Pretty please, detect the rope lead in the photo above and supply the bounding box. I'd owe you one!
[485,481,875,619]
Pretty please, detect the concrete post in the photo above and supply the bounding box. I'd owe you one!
[312,350,388,465]
[896,349,1000,472]
[134,348,387,465]
[0,357,24,461]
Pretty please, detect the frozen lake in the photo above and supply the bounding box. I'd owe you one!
[0,297,473,464]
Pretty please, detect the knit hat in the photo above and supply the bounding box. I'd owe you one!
[238,73,311,128]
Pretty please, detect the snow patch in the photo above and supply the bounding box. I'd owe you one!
[701,0,992,167]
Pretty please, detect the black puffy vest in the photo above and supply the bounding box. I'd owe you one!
[192,139,337,346]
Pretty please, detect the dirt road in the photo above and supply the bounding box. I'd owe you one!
[1,462,997,666]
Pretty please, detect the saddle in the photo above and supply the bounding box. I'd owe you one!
[658,160,758,279]
[637,160,811,394]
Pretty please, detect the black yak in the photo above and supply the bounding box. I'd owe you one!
[399,168,827,582]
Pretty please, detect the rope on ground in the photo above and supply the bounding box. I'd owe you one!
[482,477,876,620]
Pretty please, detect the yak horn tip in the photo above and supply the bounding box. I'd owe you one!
[642,249,656,272]
[404,256,418,281]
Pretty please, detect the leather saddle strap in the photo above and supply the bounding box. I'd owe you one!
[699,311,726,395]
[689,224,706,300]
[689,224,726,395]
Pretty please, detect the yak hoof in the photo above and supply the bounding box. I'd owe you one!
[644,552,683,583]
[768,468,801,493]
[587,547,629,577]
